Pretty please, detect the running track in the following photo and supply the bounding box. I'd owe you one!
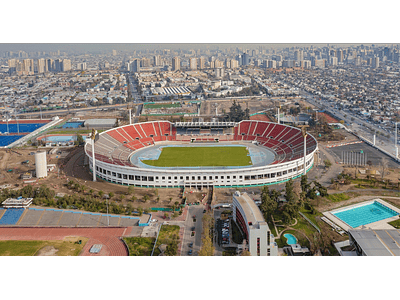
[0,227,131,256]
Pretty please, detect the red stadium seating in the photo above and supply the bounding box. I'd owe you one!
[88,120,316,166]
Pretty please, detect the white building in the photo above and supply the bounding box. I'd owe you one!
[2,197,33,209]
[232,191,278,256]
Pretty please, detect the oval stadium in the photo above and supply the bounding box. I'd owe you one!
[84,120,318,188]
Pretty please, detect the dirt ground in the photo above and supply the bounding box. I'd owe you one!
[200,98,276,117]
[0,147,185,209]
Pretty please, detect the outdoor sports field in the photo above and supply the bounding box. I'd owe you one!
[142,146,252,167]
[143,102,180,109]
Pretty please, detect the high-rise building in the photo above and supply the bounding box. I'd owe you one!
[172,57,180,71]
[198,57,205,69]
[268,60,277,69]
[8,59,17,74]
[189,57,197,70]
[37,58,46,73]
[54,59,62,72]
[242,53,250,66]
[62,59,71,71]
[337,49,344,63]
[46,59,53,72]
[153,55,161,66]
[215,68,224,78]
[23,59,34,75]
[330,57,338,66]
[141,58,151,68]
[77,62,87,71]
[294,50,303,61]
[131,59,140,73]
[112,50,117,56]
[372,56,379,69]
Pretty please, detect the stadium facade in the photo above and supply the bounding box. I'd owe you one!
[84,120,318,188]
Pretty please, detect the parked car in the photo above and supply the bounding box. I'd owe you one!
[188,249,193,255]
[189,242,193,248]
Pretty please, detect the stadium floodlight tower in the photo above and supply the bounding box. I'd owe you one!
[129,108,132,125]
[299,125,309,175]
[91,128,97,182]
[277,105,280,124]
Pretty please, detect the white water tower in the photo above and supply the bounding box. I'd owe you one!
[35,151,47,178]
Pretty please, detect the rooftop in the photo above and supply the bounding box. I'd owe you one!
[234,192,265,227]
[349,229,400,256]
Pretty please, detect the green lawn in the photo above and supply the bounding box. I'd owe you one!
[123,237,155,256]
[326,193,351,202]
[142,146,252,167]
[388,219,400,229]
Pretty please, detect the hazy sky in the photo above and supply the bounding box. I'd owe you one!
[0,43,389,53]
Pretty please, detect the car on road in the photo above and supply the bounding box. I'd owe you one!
[191,227,195,231]
[189,242,193,248]
[203,209,206,213]
[188,249,192,255]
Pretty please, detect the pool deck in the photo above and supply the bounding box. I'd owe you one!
[323,199,400,232]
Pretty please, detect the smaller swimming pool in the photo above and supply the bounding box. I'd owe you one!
[284,233,297,245]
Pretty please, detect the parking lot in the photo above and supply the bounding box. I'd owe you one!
[216,218,230,246]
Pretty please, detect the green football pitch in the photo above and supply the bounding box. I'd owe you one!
[142,146,252,167]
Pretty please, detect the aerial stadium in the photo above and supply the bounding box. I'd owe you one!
[84,120,318,188]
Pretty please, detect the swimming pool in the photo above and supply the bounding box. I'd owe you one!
[284,233,297,245]
[333,201,398,228]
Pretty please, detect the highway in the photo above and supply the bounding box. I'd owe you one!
[299,90,398,157]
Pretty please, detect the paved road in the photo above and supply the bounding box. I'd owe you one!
[180,205,205,256]
[301,91,398,156]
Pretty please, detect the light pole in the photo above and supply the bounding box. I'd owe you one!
[106,197,109,226]
[395,122,398,159]
[277,105,280,124]
[91,128,97,182]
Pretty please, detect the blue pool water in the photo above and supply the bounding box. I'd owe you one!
[333,201,398,228]
[44,135,87,142]
[284,233,297,245]
[62,122,84,129]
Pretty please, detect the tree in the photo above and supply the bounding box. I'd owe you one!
[379,157,389,180]
[143,194,150,203]
[165,236,178,256]
[109,192,114,199]
[301,175,309,193]
[131,195,137,202]
[138,207,143,216]
[89,189,94,196]
[285,179,296,203]
[119,194,125,201]
[76,133,85,145]
[98,190,104,198]
[128,185,135,195]
[324,159,332,169]
[260,186,277,221]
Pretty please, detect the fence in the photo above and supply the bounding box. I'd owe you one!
[299,211,320,233]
